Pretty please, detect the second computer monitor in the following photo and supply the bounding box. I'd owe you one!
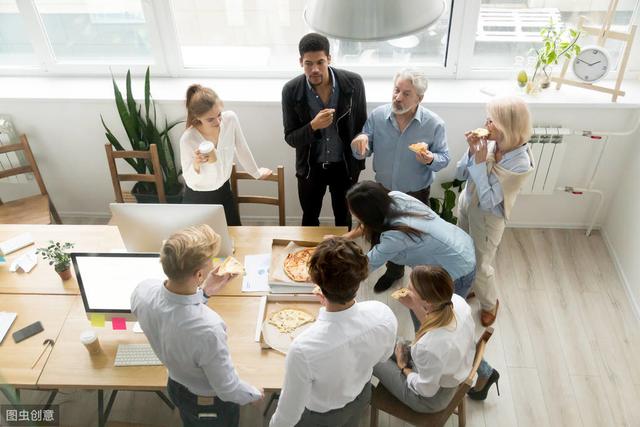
[110,203,233,255]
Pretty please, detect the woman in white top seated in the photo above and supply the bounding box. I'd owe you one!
[373,265,499,412]
[180,84,272,225]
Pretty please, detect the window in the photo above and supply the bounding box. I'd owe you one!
[170,0,455,74]
[0,0,37,66]
[470,0,638,71]
[33,0,153,63]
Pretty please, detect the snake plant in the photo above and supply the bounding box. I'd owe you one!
[101,67,183,196]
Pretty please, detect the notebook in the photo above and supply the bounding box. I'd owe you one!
[0,312,17,344]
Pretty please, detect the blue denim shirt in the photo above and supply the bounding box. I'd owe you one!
[306,68,343,163]
[455,143,531,218]
[353,104,450,192]
[367,191,476,280]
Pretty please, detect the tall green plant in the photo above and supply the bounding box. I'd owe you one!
[101,67,183,196]
[429,179,465,225]
[532,20,581,84]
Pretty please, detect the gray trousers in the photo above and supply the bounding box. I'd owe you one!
[373,359,456,413]
[295,382,371,427]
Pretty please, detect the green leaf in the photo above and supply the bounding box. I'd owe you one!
[101,115,140,172]
[112,74,139,150]
[430,198,441,213]
[443,190,456,212]
[441,182,453,190]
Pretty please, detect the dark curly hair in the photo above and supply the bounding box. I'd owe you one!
[308,237,368,304]
[298,32,330,57]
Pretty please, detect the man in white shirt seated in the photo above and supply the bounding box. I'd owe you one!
[269,237,398,427]
[131,224,263,427]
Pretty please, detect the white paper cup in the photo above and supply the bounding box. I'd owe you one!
[80,330,102,355]
[199,141,214,154]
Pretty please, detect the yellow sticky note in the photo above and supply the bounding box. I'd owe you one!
[90,313,105,328]
[212,257,222,263]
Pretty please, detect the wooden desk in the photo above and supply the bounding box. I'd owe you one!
[0,294,75,387]
[37,296,295,391]
[220,226,346,296]
[0,225,125,295]
[0,225,345,297]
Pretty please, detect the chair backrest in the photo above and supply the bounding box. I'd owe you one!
[439,327,495,415]
[105,143,166,203]
[0,135,50,199]
[230,164,285,226]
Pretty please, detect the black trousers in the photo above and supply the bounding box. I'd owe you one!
[183,180,241,226]
[297,162,352,228]
[375,185,431,279]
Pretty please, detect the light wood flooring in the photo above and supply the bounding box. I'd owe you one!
[2,228,639,427]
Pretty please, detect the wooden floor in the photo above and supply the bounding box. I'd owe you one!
[2,228,639,427]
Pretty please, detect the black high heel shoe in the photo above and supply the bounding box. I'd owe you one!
[467,369,500,401]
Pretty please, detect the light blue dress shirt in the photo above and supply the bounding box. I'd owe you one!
[455,144,532,218]
[367,192,476,280]
[353,104,450,192]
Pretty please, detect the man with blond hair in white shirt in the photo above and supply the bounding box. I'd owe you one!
[131,224,263,426]
[269,237,398,427]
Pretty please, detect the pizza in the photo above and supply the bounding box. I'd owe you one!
[283,247,315,282]
[472,128,490,137]
[267,308,315,334]
[408,142,429,154]
[218,256,243,275]
[391,288,411,300]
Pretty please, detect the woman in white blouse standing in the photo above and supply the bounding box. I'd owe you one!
[373,265,499,411]
[180,84,272,225]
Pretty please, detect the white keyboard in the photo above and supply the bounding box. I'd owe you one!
[0,233,34,256]
[114,343,162,367]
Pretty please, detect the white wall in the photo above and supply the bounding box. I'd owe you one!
[0,91,638,228]
[603,122,640,319]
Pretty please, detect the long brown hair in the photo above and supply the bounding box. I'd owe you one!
[411,265,456,342]
[346,181,427,244]
[185,84,221,128]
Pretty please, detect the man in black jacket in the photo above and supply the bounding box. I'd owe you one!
[282,33,367,227]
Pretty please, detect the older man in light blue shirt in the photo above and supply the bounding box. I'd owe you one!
[351,68,450,291]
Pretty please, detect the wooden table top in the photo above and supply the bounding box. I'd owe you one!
[0,225,125,295]
[0,294,76,387]
[0,225,346,297]
[37,296,308,391]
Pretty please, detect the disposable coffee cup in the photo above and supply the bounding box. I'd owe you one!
[80,330,102,355]
[198,141,216,163]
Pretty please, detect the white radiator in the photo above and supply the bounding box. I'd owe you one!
[521,127,570,195]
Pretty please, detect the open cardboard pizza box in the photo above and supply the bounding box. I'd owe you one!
[255,294,322,354]
[268,239,318,294]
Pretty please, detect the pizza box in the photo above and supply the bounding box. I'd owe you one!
[255,294,322,353]
[268,239,319,294]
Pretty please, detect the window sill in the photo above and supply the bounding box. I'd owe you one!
[1,76,639,109]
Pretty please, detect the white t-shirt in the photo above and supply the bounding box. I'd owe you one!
[180,110,261,191]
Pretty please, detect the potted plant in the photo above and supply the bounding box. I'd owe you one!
[36,241,75,280]
[101,67,184,203]
[527,20,581,93]
[429,179,466,225]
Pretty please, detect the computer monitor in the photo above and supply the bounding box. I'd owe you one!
[71,252,165,320]
[109,203,233,255]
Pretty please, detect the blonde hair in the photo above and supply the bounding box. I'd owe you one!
[160,224,221,282]
[411,265,456,343]
[487,96,532,152]
[185,84,222,127]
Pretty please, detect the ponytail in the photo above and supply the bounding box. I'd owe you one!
[185,84,221,128]
[411,265,457,343]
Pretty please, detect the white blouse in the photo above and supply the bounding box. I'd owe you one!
[180,111,261,191]
[407,294,475,397]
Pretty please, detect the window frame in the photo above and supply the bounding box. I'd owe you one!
[0,0,637,80]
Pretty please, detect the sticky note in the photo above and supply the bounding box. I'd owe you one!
[90,313,105,328]
[213,257,223,263]
[112,318,127,330]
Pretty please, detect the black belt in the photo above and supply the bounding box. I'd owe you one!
[317,161,343,170]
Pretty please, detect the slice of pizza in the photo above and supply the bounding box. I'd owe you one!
[408,142,429,154]
[267,308,315,334]
[283,247,315,282]
[472,127,489,137]
[391,288,411,300]
[218,256,244,275]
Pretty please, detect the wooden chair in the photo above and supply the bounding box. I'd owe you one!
[0,135,61,224]
[230,164,285,226]
[105,143,166,204]
[370,327,494,427]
